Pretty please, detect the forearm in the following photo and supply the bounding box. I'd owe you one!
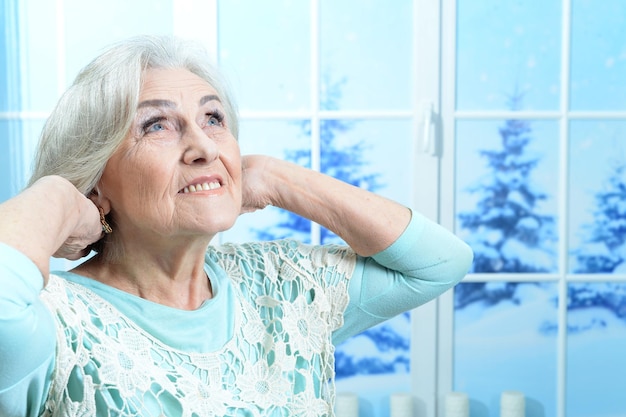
[0,176,91,279]
[268,159,411,256]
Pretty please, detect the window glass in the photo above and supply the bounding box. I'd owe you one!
[455,118,559,273]
[63,0,174,83]
[570,0,626,111]
[335,313,411,417]
[0,120,21,203]
[0,118,48,203]
[566,282,626,417]
[453,281,558,417]
[320,119,413,243]
[218,0,310,112]
[568,120,626,273]
[220,119,312,244]
[456,0,561,111]
[19,0,59,111]
[1,0,22,112]
[319,0,412,111]
[0,48,10,111]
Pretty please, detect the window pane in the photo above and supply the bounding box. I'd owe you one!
[455,119,559,273]
[453,282,558,417]
[319,0,413,111]
[566,282,626,416]
[218,0,310,112]
[335,313,411,417]
[570,0,626,111]
[320,119,414,244]
[0,118,48,203]
[63,0,174,83]
[456,0,561,111]
[1,0,23,112]
[20,1,59,111]
[0,119,21,203]
[221,119,312,244]
[568,121,626,273]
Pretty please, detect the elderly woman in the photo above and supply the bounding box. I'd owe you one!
[0,36,472,416]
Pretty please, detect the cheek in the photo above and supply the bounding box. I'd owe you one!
[224,142,243,176]
[105,158,174,207]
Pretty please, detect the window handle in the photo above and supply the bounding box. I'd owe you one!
[420,100,437,156]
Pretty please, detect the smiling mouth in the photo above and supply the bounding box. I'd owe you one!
[179,181,222,194]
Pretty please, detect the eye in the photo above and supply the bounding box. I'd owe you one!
[141,117,167,134]
[204,110,225,128]
[147,122,165,132]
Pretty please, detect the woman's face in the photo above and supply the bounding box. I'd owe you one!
[98,68,242,243]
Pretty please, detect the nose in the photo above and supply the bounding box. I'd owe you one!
[181,124,219,165]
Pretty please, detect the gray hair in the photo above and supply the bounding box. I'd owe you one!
[28,35,238,192]
[27,35,238,261]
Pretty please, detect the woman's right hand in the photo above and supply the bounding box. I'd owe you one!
[0,175,103,280]
[52,189,103,261]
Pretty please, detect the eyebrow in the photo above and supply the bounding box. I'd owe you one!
[200,94,221,105]
[137,95,222,109]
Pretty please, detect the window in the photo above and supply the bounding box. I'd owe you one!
[444,1,626,416]
[3,1,625,417]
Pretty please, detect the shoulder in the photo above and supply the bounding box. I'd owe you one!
[41,274,111,324]
[40,274,68,303]
[207,240,357,289]
[208,239,357,268]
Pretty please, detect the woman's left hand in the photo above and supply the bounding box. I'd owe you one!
[240,154,276,214]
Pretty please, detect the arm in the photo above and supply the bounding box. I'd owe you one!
[0,176,102,413]
[241,155,411,256]
[0,175,103,282]
[334,210,473,343]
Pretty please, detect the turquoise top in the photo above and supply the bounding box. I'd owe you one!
[0,211,473,417]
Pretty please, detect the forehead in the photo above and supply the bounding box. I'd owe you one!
[139,68,219,100]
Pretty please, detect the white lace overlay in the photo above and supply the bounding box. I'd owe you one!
[40,241,355,417]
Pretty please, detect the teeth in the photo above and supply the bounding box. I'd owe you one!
[181,181,221,194]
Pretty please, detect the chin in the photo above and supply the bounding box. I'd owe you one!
[204,214,239,234]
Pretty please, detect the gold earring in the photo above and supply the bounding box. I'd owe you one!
[99,207,112,234]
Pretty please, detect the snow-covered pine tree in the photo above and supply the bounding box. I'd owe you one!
[573,160,626,273]
[252,73,383,244]
[456,93,557,308]
[568,158,626,323]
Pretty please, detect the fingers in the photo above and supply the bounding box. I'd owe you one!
[53,202,105,260]
[52,244,94,260]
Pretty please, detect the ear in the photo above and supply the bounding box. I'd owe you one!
[89,186,112,214]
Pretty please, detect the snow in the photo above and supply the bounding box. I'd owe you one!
[612,261,626,273]
[339,334,382,358]
[508,190,531,211]
[500,239,555,270]
[454,283,626,417]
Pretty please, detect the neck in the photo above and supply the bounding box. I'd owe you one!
[74,238,213,310]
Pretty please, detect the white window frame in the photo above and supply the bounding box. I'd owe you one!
[15,1,625,416]
[435,1,626,417]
